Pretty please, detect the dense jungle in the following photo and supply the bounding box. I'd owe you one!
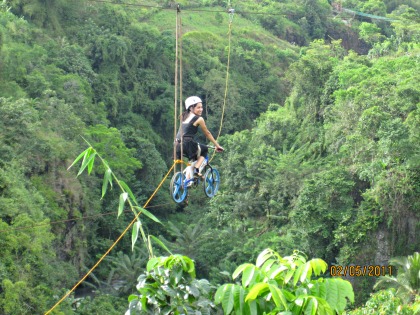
[0,0,419,314]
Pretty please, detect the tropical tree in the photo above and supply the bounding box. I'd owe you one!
[215,248,354,314]
[126,255,216,314]
[374,252,420,303]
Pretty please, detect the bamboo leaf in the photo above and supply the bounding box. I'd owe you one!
[133,206,161,224]
[149,235,172,255]
[77,148,95,176]
[120,180,138,206]
[87,152,96,174]
[118,192,128,217]
[67,148,89,170]
[101,168,113,198]
[131,221,140,250]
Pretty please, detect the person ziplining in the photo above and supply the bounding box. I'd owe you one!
[170,4,232,204]
[175,96,224,178]
[170,96,224,204]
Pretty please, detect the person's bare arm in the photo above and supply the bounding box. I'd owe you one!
[195,117,224,150]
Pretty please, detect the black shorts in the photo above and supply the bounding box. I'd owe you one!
[176,140,208,161]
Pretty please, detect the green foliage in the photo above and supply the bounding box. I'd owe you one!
[127,255,216,314]
[375,252,420,303]
[348,288,418,315]
[215,248,354,314]
[0,1,418,313]
[0,213,78,314]
[72,294,127,315]
[85,125,142,177]
[291,167,355,261]
[359,22,385,44]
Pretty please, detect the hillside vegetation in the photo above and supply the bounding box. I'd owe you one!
[0,0,419,314]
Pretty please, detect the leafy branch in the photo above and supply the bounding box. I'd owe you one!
[67,138,166,257]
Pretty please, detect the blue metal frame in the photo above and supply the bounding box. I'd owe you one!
[170,155,220,203]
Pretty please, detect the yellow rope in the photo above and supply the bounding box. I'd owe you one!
[173,7,180,174]
[179,11,184,174]
[45,162,177,315]
[210,17,233,163]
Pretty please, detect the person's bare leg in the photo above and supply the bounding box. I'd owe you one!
[195,156,205,175]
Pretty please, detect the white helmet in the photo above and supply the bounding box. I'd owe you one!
[185,96,202,110]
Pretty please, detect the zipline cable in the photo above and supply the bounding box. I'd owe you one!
[44,161,180,314]
[0,202,174,234]
[87,0,401,22]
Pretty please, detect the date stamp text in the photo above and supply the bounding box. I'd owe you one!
[329,265,392,277]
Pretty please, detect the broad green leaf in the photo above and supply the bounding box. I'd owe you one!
[146,257,161,271]
[245,283,269,301]
[268,284,288,310]
[293,264,304,286]
[133,206,161,224]
[300,262,313,283]
[269,265,289,279]
[128,294,139,302]
[233,285,244,314]
[324,278,354,313]
[67,148,89,170]
[303,297,317,315]
[310,279,327,299]
[256,248,274,267]
[101,168,113,198]
[316,297,334,315]
[309,258,328,276]
[149,235,172,255]
[281,289,296,304]
[233,263,253,280]
[131,221,140,250]
[222,284,235,314]
[120,180,138,205]
[243,265,257,287]
[118,192,128,217]
[261,259,276,273]
[248,300,258,315]
[284,268,295,285]
[215,284,228,304]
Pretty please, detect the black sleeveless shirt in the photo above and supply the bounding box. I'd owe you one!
[176,115,200,140]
